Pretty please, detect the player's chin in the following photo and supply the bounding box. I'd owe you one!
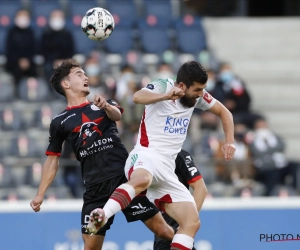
[83,89,90,95]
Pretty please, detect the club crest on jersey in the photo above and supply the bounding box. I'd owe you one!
[91,104,100,111]
[72,113,104,145]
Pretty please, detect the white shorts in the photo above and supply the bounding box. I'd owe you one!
[124,149,195,211]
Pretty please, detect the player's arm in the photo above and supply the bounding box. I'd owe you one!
[208,100,236,161]
[30,155,59,212]
[133,87,184,105]
[189,178,207,212]
[94,94,121,121]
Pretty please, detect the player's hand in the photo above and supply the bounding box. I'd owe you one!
[221,143,236,161]
[94,95,109,109]
[30,194,44,212]
[166,87,185,101]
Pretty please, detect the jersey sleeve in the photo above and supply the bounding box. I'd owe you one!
[143,78,174,94]
[175,150,202,185]
[107,99,124,114]
[195,90,216,111]
[45,119,65,156]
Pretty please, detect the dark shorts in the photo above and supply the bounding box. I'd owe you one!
[81,174,159,236]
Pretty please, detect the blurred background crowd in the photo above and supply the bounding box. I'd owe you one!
[0,0,299,201]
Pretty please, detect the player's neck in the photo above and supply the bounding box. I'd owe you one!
[67,96,89,108]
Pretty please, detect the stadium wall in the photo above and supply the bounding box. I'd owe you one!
[1,198,300,250]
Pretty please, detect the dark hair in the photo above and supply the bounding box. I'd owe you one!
[176,61,208,88]
[50,59,81,97]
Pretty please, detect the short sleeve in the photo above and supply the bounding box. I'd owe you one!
[143,78,174,94]
[195,90,216,111]
[107,99,124,114]
[45,120,65,156]
[175,150,202,184]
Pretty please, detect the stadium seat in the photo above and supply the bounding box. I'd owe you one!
[140,28,170,54]
[143,0,173,28]
[69,0,97,27]
[17,77,52,102]
[104,27,134,54]
[0,107,23,131]
[0,1,23,28]
[175,15,207,54]
[73,29,98,56]
[105,0,137,28]
[8,134,43,158]
[0,72,15,102]
[0,163,17,188]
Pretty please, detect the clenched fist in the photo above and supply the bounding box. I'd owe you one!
[94,95,109,109]
[166,87,185,101]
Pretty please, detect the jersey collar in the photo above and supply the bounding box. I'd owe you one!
[66,102,90,110]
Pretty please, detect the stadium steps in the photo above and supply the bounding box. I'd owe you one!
[202,17,300,160]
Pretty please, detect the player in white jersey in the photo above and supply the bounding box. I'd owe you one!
[87,61,236,250]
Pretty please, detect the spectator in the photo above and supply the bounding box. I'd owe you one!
[5,9,37,84]
[217,62,260,129]
[40,9,75,81]
[84,56,108,102]
[249,118,298,196]
[115,65,144,141]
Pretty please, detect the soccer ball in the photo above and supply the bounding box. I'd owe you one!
[81,7,114,41]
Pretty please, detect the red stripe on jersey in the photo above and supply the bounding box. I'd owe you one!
[187,175,202,184]
[45,151,61,156]
[171,242,191,250]
[66,102,89,110]
[154,194,172,212]
[111,188,132,210]
[140,110,149,147]
[128,166,134,180]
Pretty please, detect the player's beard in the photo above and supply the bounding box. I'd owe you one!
[180,95,197,108]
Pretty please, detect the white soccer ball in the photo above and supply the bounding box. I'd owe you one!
[81,7,114,41]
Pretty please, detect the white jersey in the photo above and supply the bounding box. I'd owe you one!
[134,78,216,159]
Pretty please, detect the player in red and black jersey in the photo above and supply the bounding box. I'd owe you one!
[153,149,207,250]
[30,59,174,250]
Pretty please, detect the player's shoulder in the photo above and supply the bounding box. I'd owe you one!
[145,78,174,91]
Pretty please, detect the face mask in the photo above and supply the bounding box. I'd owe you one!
[220,70,234,83]
[256,128,271,139]
[15,16,30,29]
[85,65,100,76]
[49,18,65,31]
[158,71,173,79]
[205,79,216,91]
[122,72,135,82]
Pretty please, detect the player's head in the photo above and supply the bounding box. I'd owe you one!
[176,61,208,107]
[50,59,90,98]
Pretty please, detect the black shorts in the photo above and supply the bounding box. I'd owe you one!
[81,174,159,235]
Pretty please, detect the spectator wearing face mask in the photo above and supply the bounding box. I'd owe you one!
[5,9,37,85]
[217,62,260,129]
[39,9,75,81]
[84,56,108,102]
[249,118,299,196]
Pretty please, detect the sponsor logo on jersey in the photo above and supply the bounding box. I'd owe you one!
[61,113,76,124]
[79,137,113,157]
[203,92,213,104]
[131,203,153,216]
[91,104,100,111]
[163,116,189,134]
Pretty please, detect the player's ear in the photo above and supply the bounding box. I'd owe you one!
[178,82,186,90]
[61,79,70,89]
